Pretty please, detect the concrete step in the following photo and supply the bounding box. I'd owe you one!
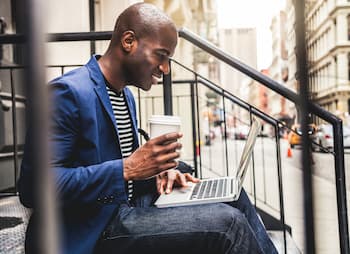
[268,230,301,254]
[0,195,30,254]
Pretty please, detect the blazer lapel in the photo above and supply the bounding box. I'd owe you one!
[86,56,139,149]
[124,89,140,148]
[94,85,119,135]
[86,56,119,136]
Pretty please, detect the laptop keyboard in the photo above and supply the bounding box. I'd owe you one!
[190,179,229,200]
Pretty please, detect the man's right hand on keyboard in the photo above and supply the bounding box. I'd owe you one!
[156,169,200,194]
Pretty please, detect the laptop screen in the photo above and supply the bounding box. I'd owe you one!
[235,117,261,183]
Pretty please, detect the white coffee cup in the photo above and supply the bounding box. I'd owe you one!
[148,115,181,138]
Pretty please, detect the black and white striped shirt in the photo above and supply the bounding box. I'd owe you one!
[106,85,134,200]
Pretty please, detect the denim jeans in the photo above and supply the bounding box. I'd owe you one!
[95,189,277,254]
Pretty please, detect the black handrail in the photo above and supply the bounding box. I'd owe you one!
[0,31,112,44]
[178,28,300,104]
[177,27,349,254]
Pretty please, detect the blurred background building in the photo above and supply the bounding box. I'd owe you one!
[304,0,350,124]
[219,27,257,124]
[219,27,257,96]
[268,10,294,127]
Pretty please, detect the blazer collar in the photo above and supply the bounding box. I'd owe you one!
[87,55,119,135]
[86,55,105,85]
[86,55,138,146]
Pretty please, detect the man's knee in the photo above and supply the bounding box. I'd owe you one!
[198,203,250,240]
[207,203,245,229]
[207,204,262,253]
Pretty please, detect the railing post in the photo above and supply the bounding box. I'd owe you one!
[190,82,198,178]
[276,123,287,254]
[0,17,6,61]
[9,69,19,193]
[222,93,229,177]
[24,0,59,252]
[194,76,203,178]
[294,0,315,253]
[163,59,173,115]
[89,0,96,55]
[332,119,350,254]
[249,110,257,207]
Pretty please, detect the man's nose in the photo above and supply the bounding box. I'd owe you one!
[159,60,170,75]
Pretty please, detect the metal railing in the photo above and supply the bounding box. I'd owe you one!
[177,27,349,254]
[164,65,289,253]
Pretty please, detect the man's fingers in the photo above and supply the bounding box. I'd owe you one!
[184,173,200,183]
[176,172,188,187]
[158,162,178,174]
[164,141,182,151]
[156,176,163,194]
[156,176,161,193]
[157,175,168,194]
[156,151,180,166]
[151,132,183,145]
[151,142,182,155]
[160,178,167,194]
[157,170,200,195]
[166,171,176,194]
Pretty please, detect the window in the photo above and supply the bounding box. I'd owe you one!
[348,53,350,80]
[348,15,350,40]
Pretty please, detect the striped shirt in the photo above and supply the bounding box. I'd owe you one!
[106,85,134,200]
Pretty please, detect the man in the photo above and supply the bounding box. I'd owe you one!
[19,3,277,254]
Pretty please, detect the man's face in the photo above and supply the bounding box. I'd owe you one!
[123,27,178,91]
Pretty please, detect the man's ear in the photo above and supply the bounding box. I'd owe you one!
[121,31,136,52]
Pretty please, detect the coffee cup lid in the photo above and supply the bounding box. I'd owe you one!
[148,115,181,125]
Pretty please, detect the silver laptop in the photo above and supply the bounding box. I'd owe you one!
[154,117,261,208]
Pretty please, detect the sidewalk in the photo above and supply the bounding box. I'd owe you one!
[200,137,348,254]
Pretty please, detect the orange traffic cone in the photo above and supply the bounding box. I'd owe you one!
[196,141,200,156]
[287,146,292,158]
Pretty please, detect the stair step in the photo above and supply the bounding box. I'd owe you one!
[0,196,30,253]
[268,230,301,254]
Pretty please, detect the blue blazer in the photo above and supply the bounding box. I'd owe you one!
[19,56,145,254]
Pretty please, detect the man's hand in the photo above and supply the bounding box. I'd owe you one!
[123,132,182,181]
[156,169,200,194]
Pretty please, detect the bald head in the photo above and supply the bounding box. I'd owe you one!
[100,3,178,92]
[112,3,177,43]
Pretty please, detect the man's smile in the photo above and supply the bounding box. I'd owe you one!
[152,73,162,84]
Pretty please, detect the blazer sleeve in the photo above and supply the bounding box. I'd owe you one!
[19,82,126,208]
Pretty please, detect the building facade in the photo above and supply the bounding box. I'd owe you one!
[219,28,257,123]
[306,0,350,123]
[268,11,292,120]
[219,28,257,96]
[247,69,270,114]
[285,0,299,123]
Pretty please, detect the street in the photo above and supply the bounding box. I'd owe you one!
[198,137,350,254]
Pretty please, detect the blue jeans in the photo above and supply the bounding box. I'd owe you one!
[95,189,277,254]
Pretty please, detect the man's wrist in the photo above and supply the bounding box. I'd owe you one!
[123,158,130,181]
